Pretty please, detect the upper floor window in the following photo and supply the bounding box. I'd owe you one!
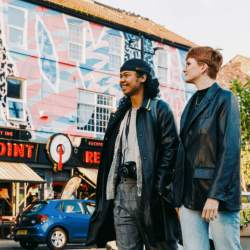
[68,21,85,62]
[7,5,27,49]
[109,34,122,71]
[77,90,115,136]
[6,77,26,121]
[156,49,168,84]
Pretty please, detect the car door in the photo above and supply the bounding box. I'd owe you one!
[61,200,88,240]
[80,201,95,238]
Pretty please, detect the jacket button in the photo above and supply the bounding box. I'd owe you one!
[139,134,142,137]
[143,156,147,160]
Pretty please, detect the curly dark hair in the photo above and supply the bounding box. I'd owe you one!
[136,71,160,98]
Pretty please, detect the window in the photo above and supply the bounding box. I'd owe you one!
[25,202,46,214]
[81,201,96,215]
[77,90,115,136]
[62,201,83,214]
[109,34,122,71]
[7,5,27,48]
[68,22,85,62]
[156,49,168,84]
[6,77,26,121]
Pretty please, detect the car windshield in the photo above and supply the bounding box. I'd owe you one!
[24,202,47,214]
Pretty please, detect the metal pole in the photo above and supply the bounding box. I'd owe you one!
[141,35,144,60]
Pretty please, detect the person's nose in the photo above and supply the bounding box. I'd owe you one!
[120,75,125,84]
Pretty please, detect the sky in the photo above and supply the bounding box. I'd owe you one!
[98,0,250,64]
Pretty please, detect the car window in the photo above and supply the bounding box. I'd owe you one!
[81,201,95,215]
[24,202,47,214]
[86,204,95,214]
[62,201,83,214]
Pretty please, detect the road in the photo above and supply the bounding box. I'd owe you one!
[0,239,250,250]
[0,240,96,249]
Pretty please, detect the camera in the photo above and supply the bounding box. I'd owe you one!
[119,161,137,179]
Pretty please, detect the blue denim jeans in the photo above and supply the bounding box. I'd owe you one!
[180,206,242,250]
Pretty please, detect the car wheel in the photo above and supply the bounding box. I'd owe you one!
[47,227,67,250]
[19,240,38,250]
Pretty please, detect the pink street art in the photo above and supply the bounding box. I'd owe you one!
[0,0,195,143]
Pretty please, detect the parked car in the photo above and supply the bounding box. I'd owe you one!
[13,199,95,250]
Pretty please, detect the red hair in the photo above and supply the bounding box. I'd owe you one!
[186,46,223,79]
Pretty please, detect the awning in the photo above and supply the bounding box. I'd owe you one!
[0,162,45,183]
[77,167,98,187]
[61,176,82,199]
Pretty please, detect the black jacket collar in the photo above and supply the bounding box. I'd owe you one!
[180,82,221,134]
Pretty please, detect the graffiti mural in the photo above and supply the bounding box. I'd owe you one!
[36,17,59,91]
[0,27,33,132]
[0,0,191,142]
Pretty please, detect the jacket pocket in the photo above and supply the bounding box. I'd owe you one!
[193,167,215,179]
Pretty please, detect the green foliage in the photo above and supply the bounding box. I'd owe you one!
[240,207,250,227]
[231,79,250,148]
[231,79,250,189]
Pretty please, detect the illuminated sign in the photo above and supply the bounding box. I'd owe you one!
[0,142,34,158]
[0,127,31,140]
[0,133,104,168]
[0,139,38,162]
[0,130,14,138]
[83,151,101,164]
[76,139,103,167]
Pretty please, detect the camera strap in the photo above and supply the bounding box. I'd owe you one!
[121,108,132,166]
[125,108,132,141]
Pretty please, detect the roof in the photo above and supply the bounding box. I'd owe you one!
[217,55,250,88]
[31,0,195,49]
[228,55,250,75]
[0,162,45,183]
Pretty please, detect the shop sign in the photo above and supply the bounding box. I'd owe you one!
[68,138,103,168]
[0,127,32,140]
[0,139,38,162]
[83,151,101,164]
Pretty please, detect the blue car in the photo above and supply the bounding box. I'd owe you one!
[13,199,95,250]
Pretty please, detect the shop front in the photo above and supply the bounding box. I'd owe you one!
[0,127,103,218]
[0,162,45,216]
[0,161,45,239]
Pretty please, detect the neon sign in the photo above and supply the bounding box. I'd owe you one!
[83,151,101,164]
[0,142,35,159]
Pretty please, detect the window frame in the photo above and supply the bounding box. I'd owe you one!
[7,4,28,49]
[62,200,84,214]
[67,21,86,63]
[6,76,26,122]
[108,33,123,71]
[155,49,169,84]
[77,89,116,136]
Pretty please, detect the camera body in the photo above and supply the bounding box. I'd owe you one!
[119,161,137,179]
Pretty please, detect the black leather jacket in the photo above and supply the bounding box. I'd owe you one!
[180,83,241,211]
[87,96,180,248]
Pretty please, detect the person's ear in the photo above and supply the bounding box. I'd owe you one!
[201,63,209,74]
[140,74,147,83]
